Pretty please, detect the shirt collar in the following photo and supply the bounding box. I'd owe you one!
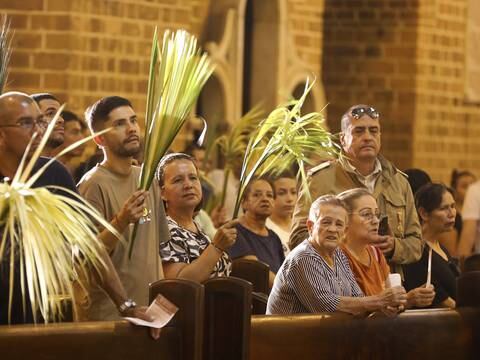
[344,158,382,178]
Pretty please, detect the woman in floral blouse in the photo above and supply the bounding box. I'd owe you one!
[156,153,237,282]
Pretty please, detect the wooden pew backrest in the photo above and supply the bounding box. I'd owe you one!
[250,309,478,360]
[0,321,180,360]
[204,277,252,360]
[231,259,269,294]
[150,278,204,360]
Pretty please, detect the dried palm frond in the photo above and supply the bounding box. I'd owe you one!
[129,28,214,257]
[215,105,264,206]
[232,79,340,218]
[0,106,119,323]
[0,15,12,94]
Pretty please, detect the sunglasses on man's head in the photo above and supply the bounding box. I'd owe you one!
[350,107,379,120]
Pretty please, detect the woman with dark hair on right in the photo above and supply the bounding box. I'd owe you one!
[449,170,476,253]
[404,183,460,308]
[451,169,476,215]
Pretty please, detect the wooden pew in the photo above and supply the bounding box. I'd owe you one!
[0,279,203,360]
[250,309,480,360]
[150,278,204,360]
[203,277,252,360]
[231,259,269,294]
[463,254,480,273]
[0,320,181,360]
[231,259,269,314]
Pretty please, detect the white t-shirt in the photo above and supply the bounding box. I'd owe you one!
[462,180,480,253]
[266,218,290,256]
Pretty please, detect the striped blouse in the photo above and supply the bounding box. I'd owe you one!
[266,240,363,314]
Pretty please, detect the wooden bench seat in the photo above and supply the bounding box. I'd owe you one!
[250,308,480,360]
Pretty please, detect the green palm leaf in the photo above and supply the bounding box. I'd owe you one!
[215,105,264,206]
[0,107,120,324]
[129,28,215,258]
[232,79,341,218]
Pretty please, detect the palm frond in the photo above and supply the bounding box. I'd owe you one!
[0,15,11,94]
[129,28,215,258]
[232,79,340,218]
[0,107,120,324]
[215,105,264,206]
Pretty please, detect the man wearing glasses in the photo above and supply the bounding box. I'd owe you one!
[0,92,158,331]
[290,104,422,271]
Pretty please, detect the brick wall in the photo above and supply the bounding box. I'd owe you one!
[413,0,480,181]
[287,0,479,181]
[318,0,419,171]
[287,0,324,72]
[4,0,210,132]
[4,0,479,180]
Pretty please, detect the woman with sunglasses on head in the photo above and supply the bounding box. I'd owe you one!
[156,153,238,283]
[338,188,436,311]
[404,183,460,308]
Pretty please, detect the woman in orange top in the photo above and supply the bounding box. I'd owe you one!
[338,188,435,309]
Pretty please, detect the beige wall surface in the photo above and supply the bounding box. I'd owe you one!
[3,0,480,180]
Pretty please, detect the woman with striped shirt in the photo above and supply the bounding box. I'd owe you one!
[267,195,407,315]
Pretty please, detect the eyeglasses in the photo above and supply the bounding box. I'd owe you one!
[351,107,379,120]
[350,209,381,222]
[0,118,49,131]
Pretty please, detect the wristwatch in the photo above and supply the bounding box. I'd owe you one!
[118,299,137,314]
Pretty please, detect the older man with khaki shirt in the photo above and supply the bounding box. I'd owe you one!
[289,105,422,268]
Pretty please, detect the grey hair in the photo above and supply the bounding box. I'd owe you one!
[308,194,348,222]
[340,104,374,132]
[337,188,374,214]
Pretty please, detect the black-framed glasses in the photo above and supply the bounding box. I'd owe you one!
[350,209,381,222]
[351,106,379,120]
[0,118,49,131]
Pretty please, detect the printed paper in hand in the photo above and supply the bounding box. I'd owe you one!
[124,294,179,329]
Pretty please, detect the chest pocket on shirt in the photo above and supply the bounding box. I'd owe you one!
[382,193,406,238]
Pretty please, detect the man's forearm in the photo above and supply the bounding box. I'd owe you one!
[98,215,128,253]
[95,247,129,310]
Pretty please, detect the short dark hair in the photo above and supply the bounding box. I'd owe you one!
[240,177,275,213]
[184,142,205,156]
[404,168,432,195]
[268,171,297,198]
[85,96,132,132]
[62,110,86,130]
[269,170,295,182]
[31,93,59,104]
[451,169,475,190]
[155,152,198,187]
[337,188,373,214]
[242,177,274,201]
[415,183,454,220]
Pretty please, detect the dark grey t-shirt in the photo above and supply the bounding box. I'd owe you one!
[228,223,285,273]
